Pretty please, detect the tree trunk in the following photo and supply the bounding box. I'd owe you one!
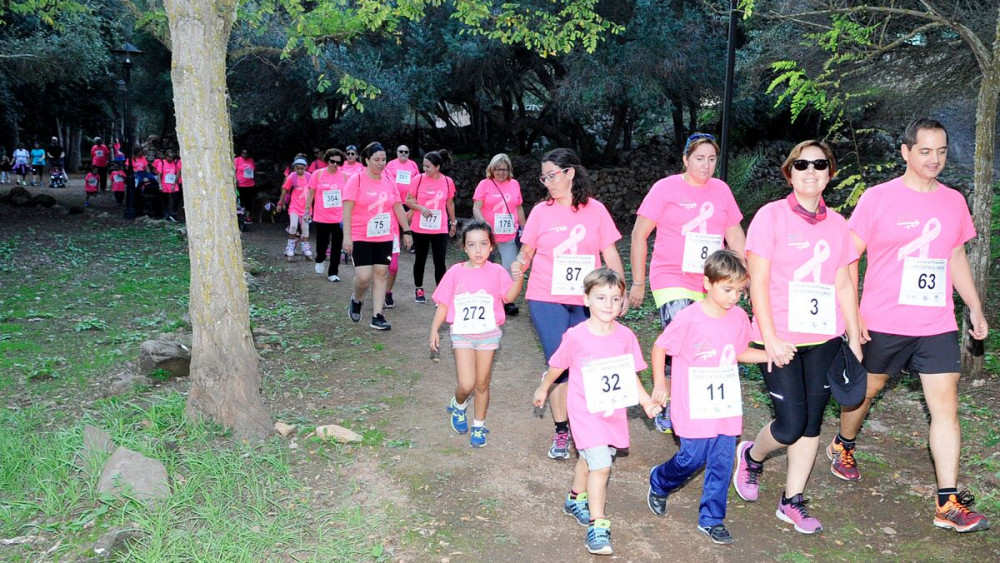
[601,102,628,164]
[164,0,272,439]
[69,126,82,173]
[670,96,684,152]
[687,99,698,135]
[961,9,1000,377]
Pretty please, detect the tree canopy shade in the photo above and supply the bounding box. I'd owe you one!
[161,0,626,438]
[744,0,999,376]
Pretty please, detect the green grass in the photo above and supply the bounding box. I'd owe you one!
[0,392,382,561]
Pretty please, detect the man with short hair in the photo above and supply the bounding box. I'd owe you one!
[382,144,421,307]
[830,117,989,533]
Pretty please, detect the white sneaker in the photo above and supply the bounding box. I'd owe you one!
[301,241,313,259]
[314,262,325,274]
[284,239,296,258]
[328,275,341,282]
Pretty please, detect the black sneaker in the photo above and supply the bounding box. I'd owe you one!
[647,467,668,516]
[370,314,391,330]
[384,292,395,309]
[504,302,519,317]
[696,524,734,545]
[348,298,362,322]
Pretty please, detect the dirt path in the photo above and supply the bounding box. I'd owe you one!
[240,219,999,562]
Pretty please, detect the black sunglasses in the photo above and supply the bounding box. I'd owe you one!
[330,159,342,164]
[792,159,830,171]
[398,150,409,154]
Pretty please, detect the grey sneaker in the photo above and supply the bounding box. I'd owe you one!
[697,524,734,544]
[348,298,362,322]
[370,314,391,331]
[548,430,571,460]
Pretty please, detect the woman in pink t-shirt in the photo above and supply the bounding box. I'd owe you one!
[630,133,745,432]
[514,148,625,460]
[307,148,348,281]
[342,142,414,331]
[277,158,314,260]
[472,153,526,316]
[155,151,183,222]
[407,149,457,304]
[341,145,364,176]
[733,141,861,535]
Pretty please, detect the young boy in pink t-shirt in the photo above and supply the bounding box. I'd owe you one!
[432,220,524,447]
[84,167,99,207]
[647,250,766,545]
[533,268,659,556]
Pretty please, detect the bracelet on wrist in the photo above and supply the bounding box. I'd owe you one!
[403,230,413,235]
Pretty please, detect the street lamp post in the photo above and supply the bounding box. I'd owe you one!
[112,42,143,219]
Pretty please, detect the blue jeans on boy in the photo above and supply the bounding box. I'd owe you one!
[649,434,737,527]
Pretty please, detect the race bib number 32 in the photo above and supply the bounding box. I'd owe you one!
[581,354,638,416]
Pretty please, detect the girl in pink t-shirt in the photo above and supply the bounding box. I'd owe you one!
[533,268,658,556]
[734,141,861,535]
[84,167,99,206]
[155,152,183,222]
[514,148,625,460]
[110,165,126,205]
[431,221,525,448]
[307,148,348,281]
[277,158,314,260]
[407,149,458,303]
[648,250,766,543]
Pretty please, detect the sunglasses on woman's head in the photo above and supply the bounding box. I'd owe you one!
[792,159,830,171]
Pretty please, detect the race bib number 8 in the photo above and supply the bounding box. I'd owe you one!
[367,212,391,237]
[688,365,742,420]
[681,232,723,274]
[494,213,515,235]
[787,281,836,335]
[551,254,596,296]
[582,354,638,416]
[322,190,342,209]
[899,257,947,307]
[452,293,497,334]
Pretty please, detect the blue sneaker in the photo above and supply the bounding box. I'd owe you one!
[469,426,489,447]
[447,402,468,434]
[563,492,590,526]
[654,405,672,434]
[586,518,613,555]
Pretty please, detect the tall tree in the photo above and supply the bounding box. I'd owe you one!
[159,0,620,438]
[747,0,999,376]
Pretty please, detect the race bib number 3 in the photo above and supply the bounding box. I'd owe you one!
[366,212,391,237]
[551,254,596,296]
[688,365,742,420]
[899,257,947,307]
[451,293,497,334]
[322,190,342,209]
[581,354,638,416]
[681,232,723,274]
[419,210,443,231]
[787,281,836,335]
[493,213,515,235]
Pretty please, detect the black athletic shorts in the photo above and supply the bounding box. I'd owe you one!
[351,240,393,267]
[862,330,961,376]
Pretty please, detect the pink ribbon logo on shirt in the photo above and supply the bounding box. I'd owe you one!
[367,192,388,215]
[553,224,588,255]
[896,218,941,260]
[491,193,510,214]
[792,239,830,283]
[719,344,736,367]
[425,190,445,211]
[681,201,715,235]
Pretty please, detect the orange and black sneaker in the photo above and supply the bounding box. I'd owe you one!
[934,490,990,533]
[826,438,860,481]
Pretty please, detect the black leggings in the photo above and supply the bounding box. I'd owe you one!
[758,337,840,445]
[163,191,183,219]
[412,232,448,287]
[313,222,343,275]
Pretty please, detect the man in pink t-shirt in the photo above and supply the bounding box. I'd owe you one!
[830,118,990,533]
[91,137,111,192]
[384,145,420,203]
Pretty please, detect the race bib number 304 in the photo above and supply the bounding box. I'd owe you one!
[899,257,947,307]
[551,254,596,296]
[582,354,638,416]
[322,190,342,209]
[687,365,741,420]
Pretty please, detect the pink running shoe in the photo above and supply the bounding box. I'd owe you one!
[776,493,823,534]
[733,441,763,502]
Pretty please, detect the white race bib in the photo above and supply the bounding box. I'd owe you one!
[787,281,837,335]
[95,150,104,157]
[582,354,639,416]
[899,257,947,307]
[321,190,342,209]
[366,212,391,237]
[681,232,723,274]
[452,293,497,334]
[419,210,443,231]
[243,168,254,179]
[395,170,411,185]
[550,253,596,296]
[493,213,516,235]
[688,364,742,420]
[392,234,400,254]
[164,173,177,184]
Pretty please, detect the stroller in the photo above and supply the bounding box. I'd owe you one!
[236,190,250,232]
[49,164,67,189]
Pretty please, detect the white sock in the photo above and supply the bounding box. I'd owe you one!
[472,419,485,428]
[452,397,467,410]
